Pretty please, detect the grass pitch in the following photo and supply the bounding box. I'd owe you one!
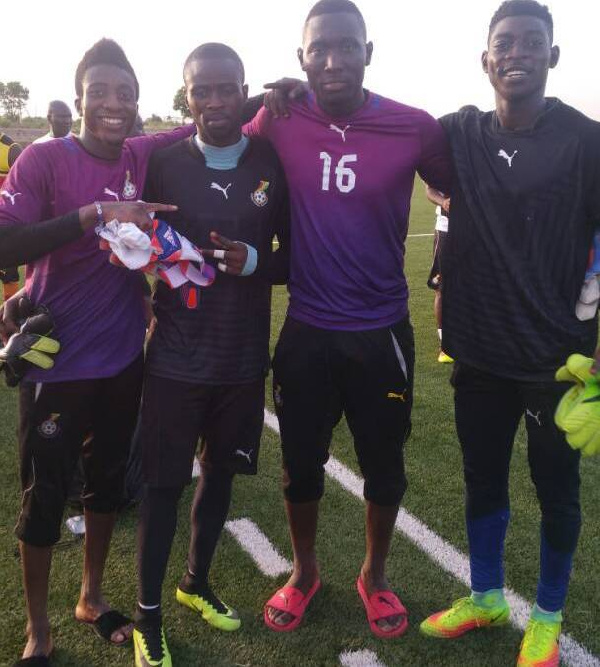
[0,183,598,666]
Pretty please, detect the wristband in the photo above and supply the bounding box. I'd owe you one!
[240,242,258,276]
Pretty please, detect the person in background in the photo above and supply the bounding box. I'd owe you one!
[33,100,73,144]
[0,131,23,301]
[425,185,452,363]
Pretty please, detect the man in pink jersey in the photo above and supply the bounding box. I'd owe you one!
[0,39,190,666]
[246,0,452,638]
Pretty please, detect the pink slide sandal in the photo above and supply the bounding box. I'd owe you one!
[264,579,321,632]
[356,576,408,639]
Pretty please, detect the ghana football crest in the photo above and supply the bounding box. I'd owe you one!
[122,170,138,199]
[251,180,270,207]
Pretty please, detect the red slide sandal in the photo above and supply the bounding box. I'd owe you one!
[264,579,321,632]
[356,576,408,639]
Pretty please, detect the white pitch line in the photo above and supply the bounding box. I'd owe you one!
[263,409,600,667]
[225,517,292,578]
[339,649,386,667]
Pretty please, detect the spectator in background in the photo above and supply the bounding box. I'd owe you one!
[33,100,73,143]
[425,185,453,363]
[0,131,23,300]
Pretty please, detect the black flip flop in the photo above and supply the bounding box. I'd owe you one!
[13,656,51,666]
[79,610,133,647]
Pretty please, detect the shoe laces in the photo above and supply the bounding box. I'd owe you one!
[137,617,165,662]
[448,597,479,620]
[523,620,559,658]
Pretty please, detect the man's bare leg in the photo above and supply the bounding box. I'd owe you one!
[20,542,53,659]
[360,501,404,632]
[74,510,133,644]
[267,499,320,626]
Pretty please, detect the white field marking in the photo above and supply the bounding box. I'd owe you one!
[339,649,386,667]
[225,518,292,578]
[263,409,600,667]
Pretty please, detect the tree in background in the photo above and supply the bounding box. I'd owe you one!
[0,81,30,121]
[173,85,190,120]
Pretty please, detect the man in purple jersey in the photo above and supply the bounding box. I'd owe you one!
[246,0,452,637]
[0,39,190,666]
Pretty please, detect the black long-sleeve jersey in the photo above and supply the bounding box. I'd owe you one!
[144,135,290,384]
[440,100,600,381]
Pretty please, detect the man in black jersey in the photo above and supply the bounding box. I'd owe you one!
[132,43,290,667]
[420,3,600,665]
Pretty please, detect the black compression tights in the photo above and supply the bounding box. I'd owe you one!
[187,467,234,585]
[137,468,234,607]
[137,485,184,607]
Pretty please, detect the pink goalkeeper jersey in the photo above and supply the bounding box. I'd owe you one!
[0,126,193,382]
[246,92,452,330]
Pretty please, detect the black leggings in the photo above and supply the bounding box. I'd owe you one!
[453,362,581,553]
[137,466,233,606]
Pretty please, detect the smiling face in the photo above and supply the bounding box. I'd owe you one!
[75,64,138,156]
[299,11,372,117]
[185,57,247,147]
[483,15,559,104]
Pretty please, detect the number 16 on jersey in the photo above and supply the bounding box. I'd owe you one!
[320,152,357,193]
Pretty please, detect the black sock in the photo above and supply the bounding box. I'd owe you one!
[135,602,161,624]
[137,485,184,608]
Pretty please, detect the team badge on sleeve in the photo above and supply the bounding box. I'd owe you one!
[122,170,137,199]
[251,180,270,207]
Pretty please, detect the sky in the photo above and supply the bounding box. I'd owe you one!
[3,0,598,123]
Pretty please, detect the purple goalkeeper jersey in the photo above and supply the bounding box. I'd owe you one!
[0,126,193,382]
[246,92,452,330]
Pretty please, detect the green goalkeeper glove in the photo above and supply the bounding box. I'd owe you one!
[555,354,600,457]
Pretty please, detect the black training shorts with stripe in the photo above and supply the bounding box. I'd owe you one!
[272,316,414,507]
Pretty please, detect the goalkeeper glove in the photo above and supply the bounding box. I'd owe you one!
[0,303,60,387]
[555,354,600,457]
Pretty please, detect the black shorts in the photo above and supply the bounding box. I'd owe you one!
[140,373,265,488]
[16,354,143,547]
[272,316,414,506]
[427,230,447,290]
[0,266,19,283]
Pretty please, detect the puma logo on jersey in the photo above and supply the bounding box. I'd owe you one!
[0,190,22,205]
[235,448,253,464]
[103,187,120,201]
[498,149,518,167]
[526,409,542,426]
[210,182,232,200]
[329,124,351,142]
[387,391,407,402]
